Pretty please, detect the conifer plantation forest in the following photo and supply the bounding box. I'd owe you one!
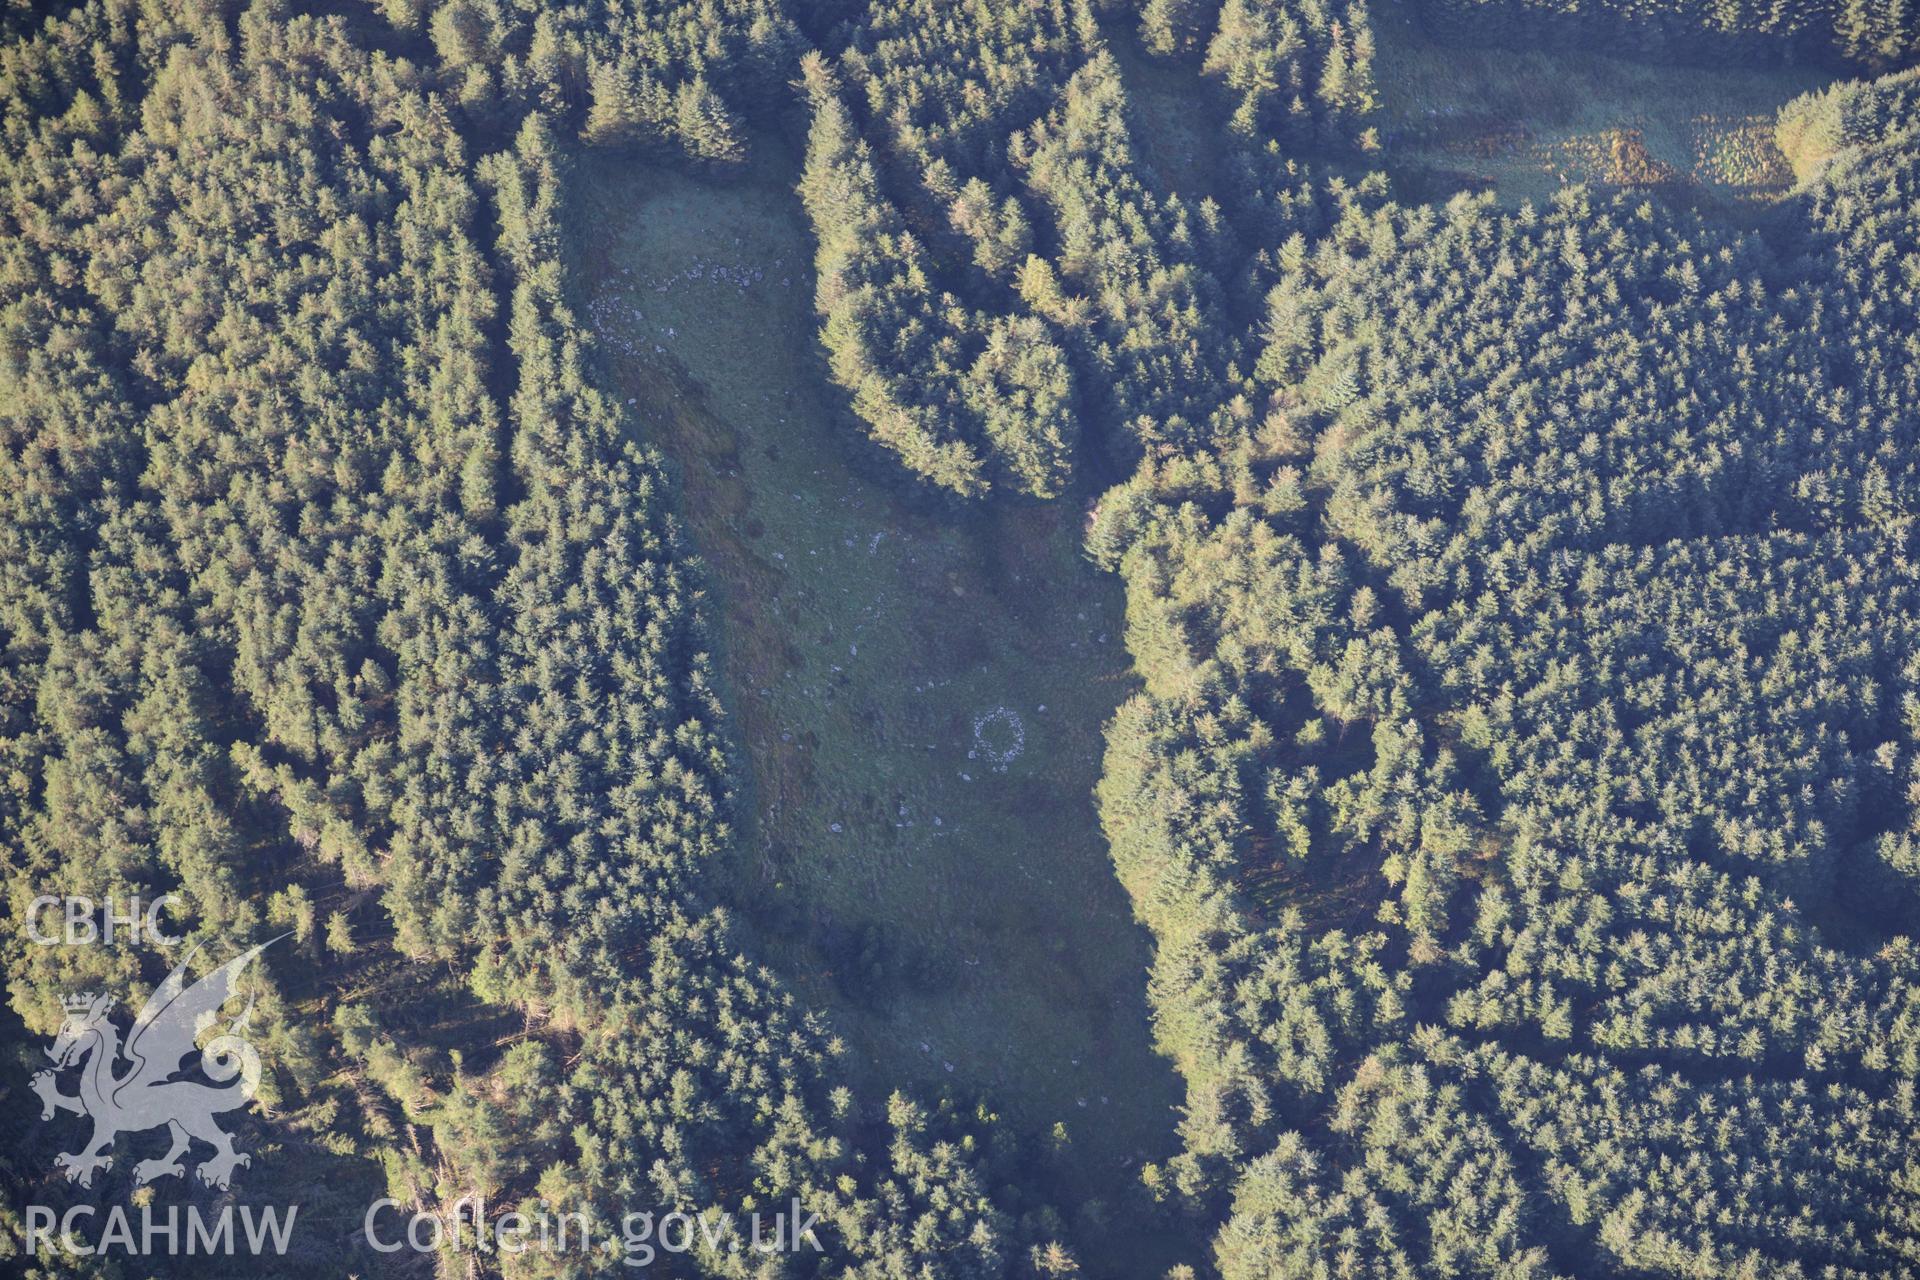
[7,0,1920,1276]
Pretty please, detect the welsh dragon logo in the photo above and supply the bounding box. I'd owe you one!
[31,939,277,1191]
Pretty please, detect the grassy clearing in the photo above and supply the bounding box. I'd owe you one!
[570,139,1190,1270]
[1104,26,1229,209]
[1102,9,1826,234]
[1373,5,1832,218]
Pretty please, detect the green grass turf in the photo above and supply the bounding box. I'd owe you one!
[571,136,1194,1274]
[1107,1,1833,227]
[1372,3,1834,220]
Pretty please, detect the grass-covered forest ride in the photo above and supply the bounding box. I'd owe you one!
[571,139,1187,1271]
[6,0,1920,1277]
